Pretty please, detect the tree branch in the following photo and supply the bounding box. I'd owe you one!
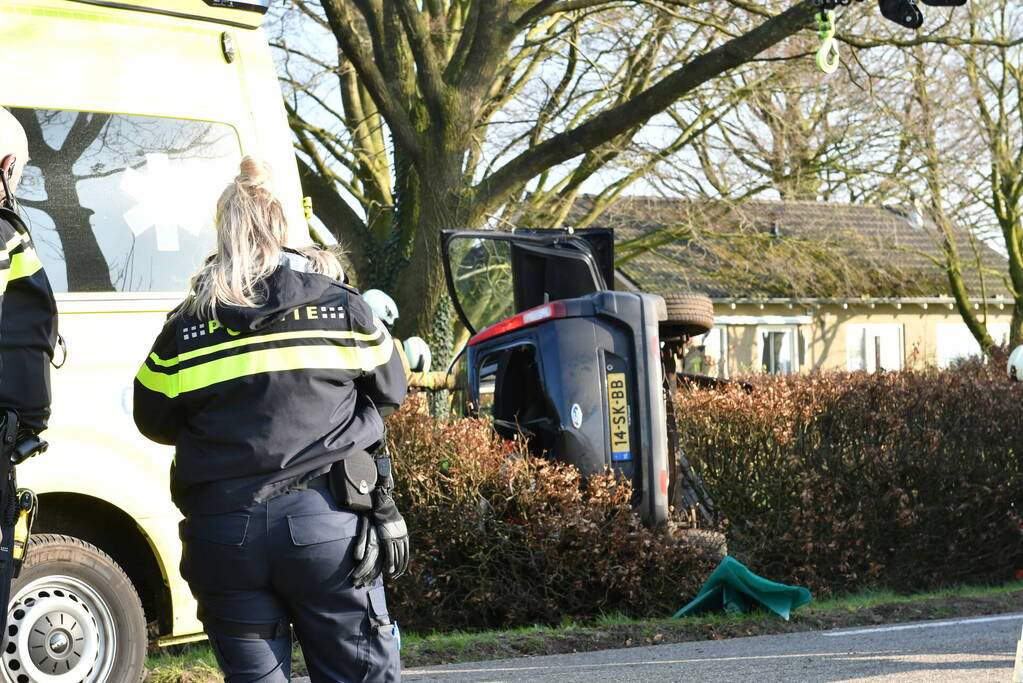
[472,0,817,217]
[322,0,422,163]
[458,2,515,94]
[63,112,111,159]
[514,0,615,28]
[394,0,448,127]
[444,0,481,83]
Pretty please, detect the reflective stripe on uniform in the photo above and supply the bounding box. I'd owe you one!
[5,232,42,281]
[148,328,385,368]
[137,339,394,399]
[0,232,17,295]
[7,245,42,281]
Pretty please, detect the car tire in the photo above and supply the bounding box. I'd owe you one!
[660,292,715,339]
[2,534,146,683]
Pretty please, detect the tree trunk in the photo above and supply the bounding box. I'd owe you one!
[40,161,113,292]
[392,156,467,342]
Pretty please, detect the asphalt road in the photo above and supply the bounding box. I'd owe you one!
[395,613,1023,682]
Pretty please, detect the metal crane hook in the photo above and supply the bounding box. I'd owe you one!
[815,9,840,74]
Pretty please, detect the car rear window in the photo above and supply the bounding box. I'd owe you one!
[447,235,515,333]
[8,108,241,293]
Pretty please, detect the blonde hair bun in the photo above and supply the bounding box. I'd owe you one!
[187,155,346,319]
[236,155,273,192]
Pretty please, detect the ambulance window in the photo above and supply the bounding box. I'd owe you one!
[8,108,241,293]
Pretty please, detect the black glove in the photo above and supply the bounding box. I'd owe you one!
[370,454,409,580]
[370,487,409,580]
[350,515,383,588]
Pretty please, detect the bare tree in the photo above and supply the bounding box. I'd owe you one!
[648,9,922,204]
[13,109,114,291]
[272,0,821,342]
[640,1,1021,354]
[960,0,1023,349]
[884,1,1022,354]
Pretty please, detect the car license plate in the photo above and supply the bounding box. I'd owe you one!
[606,371,631,461]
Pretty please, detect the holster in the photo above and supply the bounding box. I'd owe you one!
[0,411,15,491]
[328,451,377,512]
[0,411,18,642]
[0,410,18,546]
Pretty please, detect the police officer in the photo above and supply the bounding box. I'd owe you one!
[134,157,408,682]
[0,108,57,632]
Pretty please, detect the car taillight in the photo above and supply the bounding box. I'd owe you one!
[468,301,567,346]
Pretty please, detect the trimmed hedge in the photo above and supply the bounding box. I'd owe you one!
[384,365,1021,632]
[676,364,1023,596]
[386,398,718,633]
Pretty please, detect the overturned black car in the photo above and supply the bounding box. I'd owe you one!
[442,228,722,528]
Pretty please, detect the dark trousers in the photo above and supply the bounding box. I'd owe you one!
[180,487,401,682]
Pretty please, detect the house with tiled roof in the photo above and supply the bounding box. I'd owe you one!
[580,197,1013,376]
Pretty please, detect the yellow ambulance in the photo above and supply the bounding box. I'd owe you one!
[0,1,308,680]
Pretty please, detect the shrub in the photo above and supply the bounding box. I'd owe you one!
[676,365,1023,596]
[386,396,719,632]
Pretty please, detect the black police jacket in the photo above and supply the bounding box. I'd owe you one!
[0,207,58,435]
[133,251,408,515]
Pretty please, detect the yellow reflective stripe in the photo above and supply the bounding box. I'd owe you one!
[137,364,179,398]
[137,342,394,399]
[1,234,16,288]
[7,246,42,280]
[149,328,386,368]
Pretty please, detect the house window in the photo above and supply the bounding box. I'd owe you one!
[847,324,903,371]
[936,322,1009,368]
[758,325,801,374]
[685,327,727,378]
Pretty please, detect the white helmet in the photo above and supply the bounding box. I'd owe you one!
[1008,344,1023,382]
[403,336,432,373]
[363,289,398,327]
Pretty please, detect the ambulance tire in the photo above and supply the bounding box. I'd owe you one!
[2,534,146,683]
[660,292,714,339]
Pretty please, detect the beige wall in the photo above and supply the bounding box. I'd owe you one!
[707,302,1013,377]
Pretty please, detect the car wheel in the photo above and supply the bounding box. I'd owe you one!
[660,292,714,339]
[2,534,146,683]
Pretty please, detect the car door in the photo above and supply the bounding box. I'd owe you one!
[441,228,615,337]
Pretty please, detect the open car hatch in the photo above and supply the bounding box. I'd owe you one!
[441,228,615,335]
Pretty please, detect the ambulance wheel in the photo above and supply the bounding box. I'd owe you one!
[1,534,146,683]
[660,292,714,339]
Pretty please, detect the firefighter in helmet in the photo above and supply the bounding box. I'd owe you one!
[363,289,458,392]
[1009,345,1023,382]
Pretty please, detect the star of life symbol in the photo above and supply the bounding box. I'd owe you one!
[121,153,217,252]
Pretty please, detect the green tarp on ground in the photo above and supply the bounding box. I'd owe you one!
[674,556,812,621]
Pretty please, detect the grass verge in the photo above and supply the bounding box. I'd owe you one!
[147,580,1023,680]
